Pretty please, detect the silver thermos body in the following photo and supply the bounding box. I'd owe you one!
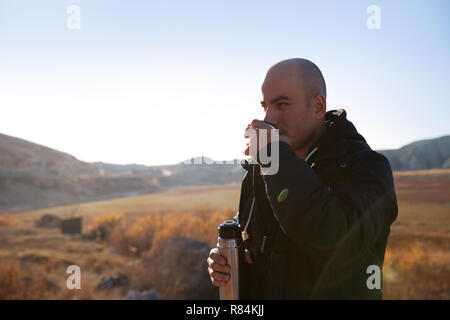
[217,220,242,300]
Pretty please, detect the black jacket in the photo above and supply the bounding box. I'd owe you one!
[235,109,398,299]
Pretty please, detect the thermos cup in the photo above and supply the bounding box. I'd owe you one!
[217,220,243,300]
[264,121,277,129]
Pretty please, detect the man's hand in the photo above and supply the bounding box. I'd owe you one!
[207,248,253,287]
[207,248,231,287]
[243,119,291,156]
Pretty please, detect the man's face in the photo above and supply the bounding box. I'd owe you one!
[261,68,316,152]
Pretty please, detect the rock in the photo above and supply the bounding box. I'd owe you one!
[35,214,61,228]
[128,246,139,257]
[19,252,50,264]
[105,247,119,255]
[96,273,129,290]
[143,236,218,299]
[56,258,77,268]
[122,288,159,300]
[61,217,82,235]
[46,279,61,292]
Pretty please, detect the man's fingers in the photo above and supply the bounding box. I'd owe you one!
[252,119,272,129]
[210,261,230,274]
[209,270,231,282]
[210,252,227,265]
[210,248,219,256]
[244,127,256,138]
[207,256,230,274]
[245,120,273,139]
[208,248,230,287]
[211,277,226,287]
[251,119,266,128]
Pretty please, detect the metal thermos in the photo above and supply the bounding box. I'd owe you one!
[217,220,242,300]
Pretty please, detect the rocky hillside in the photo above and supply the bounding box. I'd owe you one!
[0,133,160,213]
[378,135,450,171]
[0,133,101,177]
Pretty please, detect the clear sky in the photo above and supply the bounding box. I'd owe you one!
[1,0,449,166]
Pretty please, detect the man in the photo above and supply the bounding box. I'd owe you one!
[207,58,398,299]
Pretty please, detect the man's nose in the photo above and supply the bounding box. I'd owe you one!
[264,109,279,127]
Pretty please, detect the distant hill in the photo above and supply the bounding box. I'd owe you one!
[0,133,101,177]
[0,133,160,213]
[378,135,450,171]
[1,132,449,214]
[94,156,245,188]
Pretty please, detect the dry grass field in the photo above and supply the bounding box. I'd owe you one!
[382,169,450,299]
[0,170,449,300]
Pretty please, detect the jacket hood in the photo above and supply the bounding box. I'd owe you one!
[307,109,366,157]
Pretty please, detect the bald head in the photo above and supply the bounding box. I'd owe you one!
[266,58,327,102]
[260,58,327,159]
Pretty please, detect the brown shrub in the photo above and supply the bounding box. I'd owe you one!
[87,213,123,241]
[149,206,234,255]
[0,260,48,299]
[82,253,126,274]
[383,241,450,299]
[108,206,235,257]
[0,214,21,228]
[111,213,163,255]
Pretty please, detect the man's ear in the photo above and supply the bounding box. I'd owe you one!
[312,94,327,120]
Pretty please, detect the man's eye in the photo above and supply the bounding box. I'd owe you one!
[277,103,288,108]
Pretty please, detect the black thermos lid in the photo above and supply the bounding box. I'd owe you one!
[218,220,241,239]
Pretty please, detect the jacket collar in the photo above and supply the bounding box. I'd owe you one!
[305,109,366,163]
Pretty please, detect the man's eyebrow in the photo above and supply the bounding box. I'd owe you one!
[260,95,292,106]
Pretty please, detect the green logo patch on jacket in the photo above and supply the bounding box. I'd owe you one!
[277,188,289,202]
